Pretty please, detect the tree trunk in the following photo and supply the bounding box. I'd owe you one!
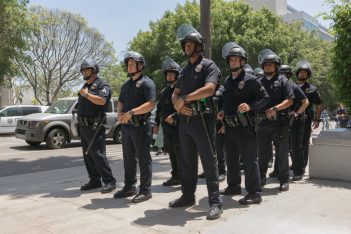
[200,0,211,59]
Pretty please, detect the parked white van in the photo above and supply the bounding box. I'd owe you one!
[0,105,49,134]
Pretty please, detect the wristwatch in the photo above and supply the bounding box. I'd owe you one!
[272,106,278,112]
[180,95,187,102]
[128,110,134,117]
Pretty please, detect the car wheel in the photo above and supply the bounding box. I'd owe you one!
[25,140,41,146]
[46,128,67,149]
[113,127,122,144]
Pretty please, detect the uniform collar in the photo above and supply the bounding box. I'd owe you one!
[188,55,203,67]
[131,73,143,83]
[231,69,245,81]
[87,77,99,86]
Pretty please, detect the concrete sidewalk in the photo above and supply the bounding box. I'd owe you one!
[1,149,351,234]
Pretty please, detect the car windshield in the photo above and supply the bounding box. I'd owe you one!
[45,99,76,114]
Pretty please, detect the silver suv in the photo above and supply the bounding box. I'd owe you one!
[15,97,121,149]
[0,105,49,134]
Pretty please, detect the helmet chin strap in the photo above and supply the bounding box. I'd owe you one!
[128,62,144,78]
[83,74,92,81]
[183,44,200,58]
[298,77,308,82]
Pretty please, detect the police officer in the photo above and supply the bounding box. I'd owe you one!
[154,58,181,186]
[269,65,309,181]
[243,63,255,76]
[256,49,294,191]
[169,24,222,220]
[254,67,264,79]
[218,42,269,204]
[213,84,226,182]
[78,60,116,193]
[295,60,322,177]
[114,51,156,203]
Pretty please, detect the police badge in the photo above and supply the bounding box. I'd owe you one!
[136,80,143,88]
[273,80,280,87]
[238,80,245,90]
[91,84,97,90]
[195,64,203,73]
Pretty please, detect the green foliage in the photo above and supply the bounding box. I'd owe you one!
[129,0,336,108]
[100,63,128,97]
[0,0,31,82]
[322,0,351,108]
[17,6,116,105]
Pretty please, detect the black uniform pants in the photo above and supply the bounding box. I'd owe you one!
[302,117,312,169]
[79,125,116,185]
[257,121,289,183]
[121,124,152,194]
[224,126,261,193]
[216,131,226,175]
[162,123,181,179]
[178,116,222,207]
[289,118,305,176]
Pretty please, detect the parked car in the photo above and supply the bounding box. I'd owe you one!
[0,105,49,134]
[15,97,121,149]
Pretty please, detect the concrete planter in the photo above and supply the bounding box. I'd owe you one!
[310,128,351,182]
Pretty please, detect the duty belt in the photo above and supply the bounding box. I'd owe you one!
[256,111,288,124]
[128,114,149,127]
[78,116,103,127]
[288,111,306,126]
[187,100,213,116]
[224,113,254,128]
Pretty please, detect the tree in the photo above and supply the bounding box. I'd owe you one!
[16,6,116,105]
[0,0,31,82]
[100,63,128,97]
[129,0,337,108]
[322,0,351,108]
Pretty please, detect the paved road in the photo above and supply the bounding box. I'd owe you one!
[0,136,123,177]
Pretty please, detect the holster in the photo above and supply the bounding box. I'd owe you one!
[129,114,149,127]
[224,113,254,128]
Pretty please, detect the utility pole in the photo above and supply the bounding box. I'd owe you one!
[200,0,211,59]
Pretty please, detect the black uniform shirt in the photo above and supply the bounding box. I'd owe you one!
[118,74,156,113]
[176,56,219,96]
[299,82,322,113]
[222,70,269,116]
[78,77,111,117]
[155,85,177,126]
[290,83,307,112]
[259,74,294,113]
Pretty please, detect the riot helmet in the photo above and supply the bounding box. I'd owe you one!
[123,51,145,77]
[176,24,204,57]
[278,64,293,78]
[295,60,312,80]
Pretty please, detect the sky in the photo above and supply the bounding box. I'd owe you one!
[28,0,333,57]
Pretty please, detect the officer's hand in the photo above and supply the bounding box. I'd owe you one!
[217,111,224,120]
[218,126,225,134]
[312,121,320,129]
[80,88,89,97]
[153,126,159,134]
[238,103,251,113]
[120,112,132,124]
[165,115,175,125]
[179,105,192,116]
[174,98,185,112]
[265,108,277,119]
